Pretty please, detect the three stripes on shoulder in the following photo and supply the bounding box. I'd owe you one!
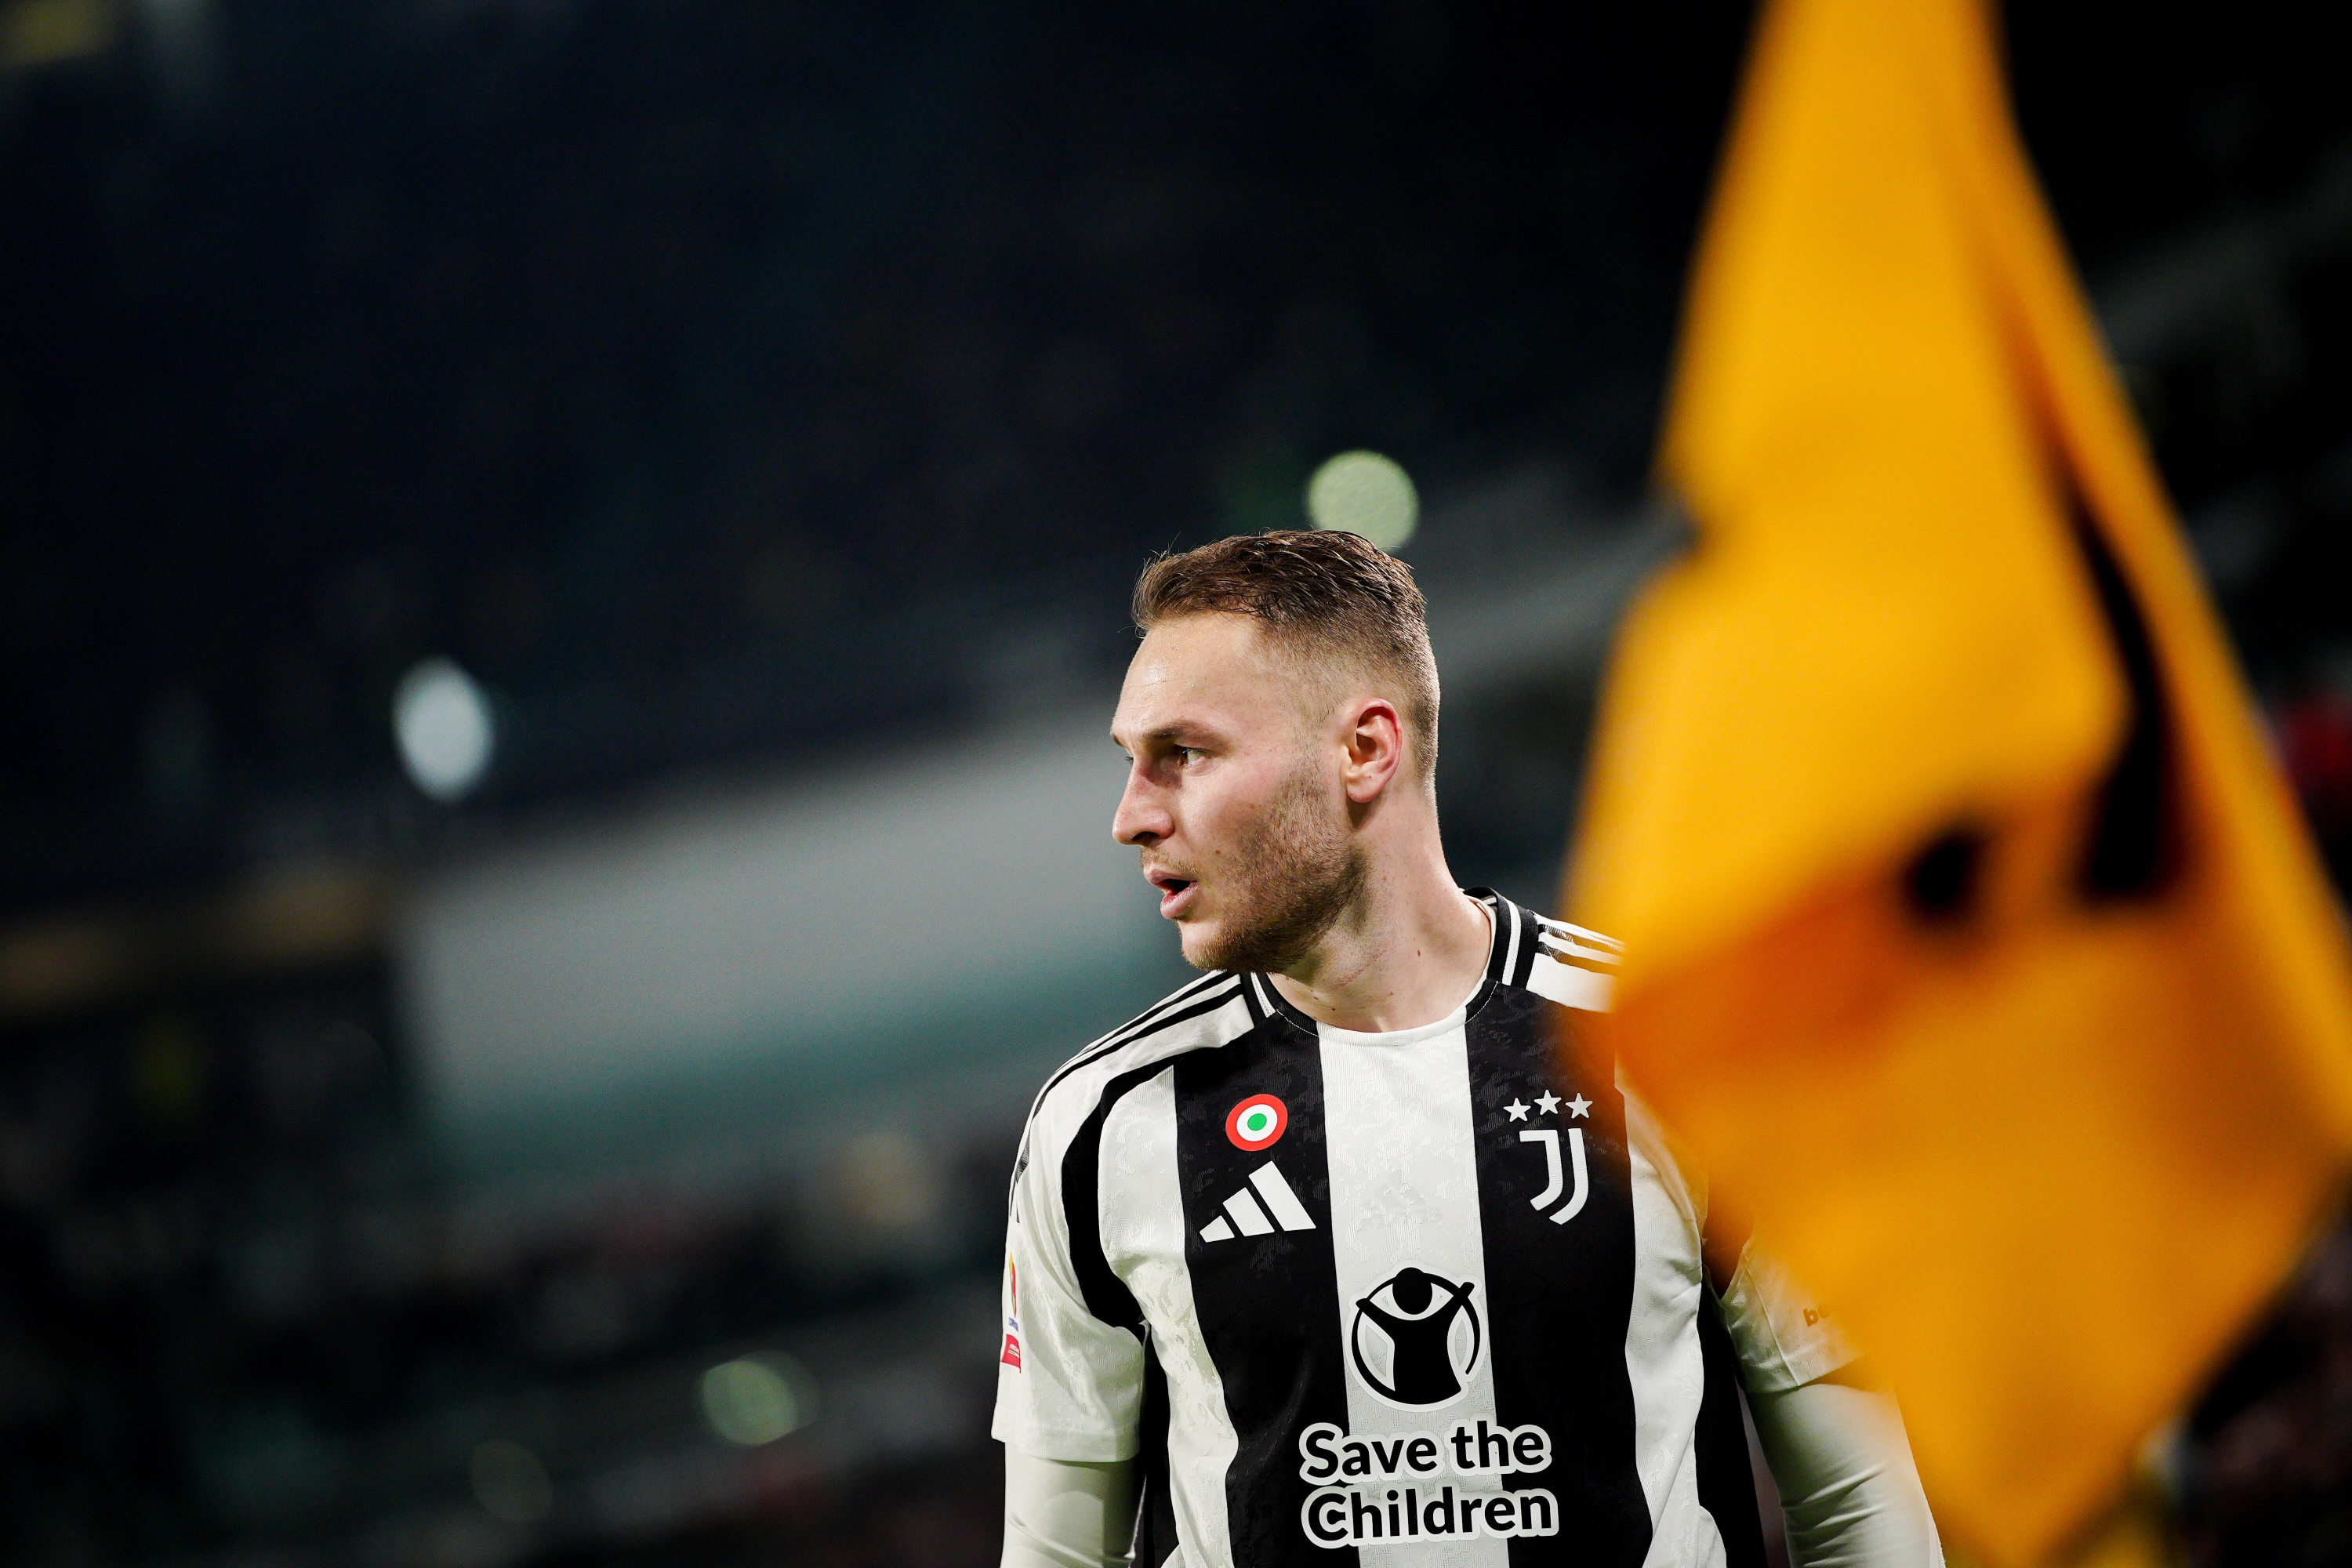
[1534,915,1621,968]
[1530,915,1621,1010]
[1200,1163,1316,1243]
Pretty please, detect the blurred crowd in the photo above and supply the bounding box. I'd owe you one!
[0,953,1018,1564]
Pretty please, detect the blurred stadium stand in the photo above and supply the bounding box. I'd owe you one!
[3,0,2351,1563]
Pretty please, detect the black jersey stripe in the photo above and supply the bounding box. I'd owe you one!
[1474,887,1516,982]
[1247,968,1344,1040]
[1168,1014,1351,1567]
[1693,1289,1769,1568]
[1134,1339,1181,1568]
[1493,896,1520,989]
[1464,981,1655,1566]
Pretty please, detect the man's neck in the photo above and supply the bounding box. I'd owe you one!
[1267,851,1493,1033]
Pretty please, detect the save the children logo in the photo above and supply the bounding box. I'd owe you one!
[1348,1267,1480,1408]
[1296,1418,1559,1547]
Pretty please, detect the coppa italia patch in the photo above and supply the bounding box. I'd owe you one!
[1226,1094,1288,1151]
[1000,1256,1022,1367]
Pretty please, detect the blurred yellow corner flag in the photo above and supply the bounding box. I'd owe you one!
[1566,0,2352,1562]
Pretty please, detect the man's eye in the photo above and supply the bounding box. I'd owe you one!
[1177,747,1206,766]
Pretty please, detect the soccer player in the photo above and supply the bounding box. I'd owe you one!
[996,532,1943,1566]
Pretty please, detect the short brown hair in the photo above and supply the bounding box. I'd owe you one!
[1132,530,1439,780]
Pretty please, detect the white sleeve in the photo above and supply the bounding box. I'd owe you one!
[1717,1238,1858,1393]
[1747,1379,1944,1568]
[1001,1448,1141,1568]
[990,1083,1149,1461]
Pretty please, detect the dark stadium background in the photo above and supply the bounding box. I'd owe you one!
[4,1,2350,1563]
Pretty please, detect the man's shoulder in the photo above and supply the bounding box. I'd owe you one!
[1022,969,1257,1131]
[1494,896,1623,1014]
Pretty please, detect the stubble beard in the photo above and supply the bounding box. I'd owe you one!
[1182,761,1368,975]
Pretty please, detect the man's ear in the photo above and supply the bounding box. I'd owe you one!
[1341,698,1406,804]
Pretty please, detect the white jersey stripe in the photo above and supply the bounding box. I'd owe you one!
[1319,1012,1508,1568]
[1101,1066,1240,1568]
[1536,932,1622,966]
[1526,956,1613,1012]
[1621,1073,1729,1568]
[1535,914,1627,951]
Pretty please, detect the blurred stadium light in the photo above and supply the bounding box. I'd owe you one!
[699,1354,814,1447]
[395,659,497,803]
[1306,449,1420,550]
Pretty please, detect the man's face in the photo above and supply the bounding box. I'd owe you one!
[1109,613,1364,972]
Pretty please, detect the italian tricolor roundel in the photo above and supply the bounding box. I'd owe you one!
[1225,1094,1288,1151]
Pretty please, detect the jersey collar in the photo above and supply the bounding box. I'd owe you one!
[1243,887,1519,1040]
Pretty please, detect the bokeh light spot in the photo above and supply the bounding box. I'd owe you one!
[394,659,494,801]
[1305,450,1418,551]
[699,1355,811,1447]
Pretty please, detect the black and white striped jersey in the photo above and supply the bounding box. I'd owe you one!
[993,891,1853,1567]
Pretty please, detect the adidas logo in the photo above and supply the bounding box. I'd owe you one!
[1199,1163,1316,1243]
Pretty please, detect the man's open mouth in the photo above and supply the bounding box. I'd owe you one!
[1145,866,1197,917]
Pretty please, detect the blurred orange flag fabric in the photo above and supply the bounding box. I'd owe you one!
[1566,0,2352,1562]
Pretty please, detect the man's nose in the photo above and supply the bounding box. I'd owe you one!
[1112,769,1168,847]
